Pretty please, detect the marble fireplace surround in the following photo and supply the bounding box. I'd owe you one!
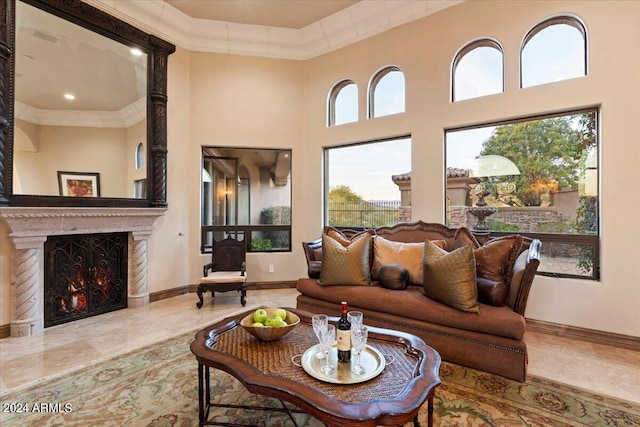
[0,207,166,337]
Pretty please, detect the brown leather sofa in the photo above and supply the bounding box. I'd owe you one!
[296,221,541,382]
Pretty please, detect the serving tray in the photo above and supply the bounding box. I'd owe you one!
[301,343,386,384]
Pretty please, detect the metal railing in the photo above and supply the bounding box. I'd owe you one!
[327,201,401,228]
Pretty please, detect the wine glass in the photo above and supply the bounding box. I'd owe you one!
[319,324,336,375]
[347,311,363,330]
[351,325,368,375]
[312,314,328,359]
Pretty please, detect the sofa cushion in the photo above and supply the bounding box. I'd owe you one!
[325,226,374,247]
[474,235,523,290]
[453,227,480,250]
[319,232,371,286]
[372,236,445,285]
[296,278,525,340]
[477,277,508,306]
[422,240,479,313]
[378,263,409,290]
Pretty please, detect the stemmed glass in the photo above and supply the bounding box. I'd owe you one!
[351,325,368,375]
[312,314,328,359]
[319,324,336,375]
[347,311,363,329]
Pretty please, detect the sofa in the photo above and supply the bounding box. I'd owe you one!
[296,221,541,382]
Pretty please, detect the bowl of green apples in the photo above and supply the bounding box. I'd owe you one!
[241,307,300,341]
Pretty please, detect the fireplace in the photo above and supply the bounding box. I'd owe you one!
[44,233,128,328]
[0,207,166,336]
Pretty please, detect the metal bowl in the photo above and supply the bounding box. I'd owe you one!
[240,308,300,341]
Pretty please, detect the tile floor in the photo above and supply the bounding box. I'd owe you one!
[1,288,639,404]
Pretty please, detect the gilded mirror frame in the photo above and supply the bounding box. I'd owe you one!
[0,0,175,207]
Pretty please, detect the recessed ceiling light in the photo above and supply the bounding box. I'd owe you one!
[131,48,143,56]
[64,93,75,100]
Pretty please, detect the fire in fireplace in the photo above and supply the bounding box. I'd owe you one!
[44,233,128,327]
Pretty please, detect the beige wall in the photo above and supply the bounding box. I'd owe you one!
[2,1,639,338]
[13,123,129,197]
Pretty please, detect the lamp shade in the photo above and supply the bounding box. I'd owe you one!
[469,155,520,178]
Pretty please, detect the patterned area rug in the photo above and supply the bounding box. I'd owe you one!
[1,331,639,427]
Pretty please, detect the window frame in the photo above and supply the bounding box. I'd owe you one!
[444,107,600,280]
[451,38,504,102]
[368,65,405,119]
[327,79,357,126]
[520,15,588,89]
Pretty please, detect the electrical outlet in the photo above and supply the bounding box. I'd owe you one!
[268,264,274,273]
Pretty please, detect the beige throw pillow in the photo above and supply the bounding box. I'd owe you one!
[422,240,479,313]
[319,232,371,286]
[372,236,445,285]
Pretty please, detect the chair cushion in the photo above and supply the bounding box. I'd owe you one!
[319,232,371,286]
[200,271,246,283]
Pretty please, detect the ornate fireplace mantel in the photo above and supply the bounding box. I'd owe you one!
[0,207,166,337]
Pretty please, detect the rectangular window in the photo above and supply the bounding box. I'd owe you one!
[445,109,599,280]
[201,147,291,253]
[324,137,411,228]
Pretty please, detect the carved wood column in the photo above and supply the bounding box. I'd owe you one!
[128,230,152,308]
[10,236,46,336]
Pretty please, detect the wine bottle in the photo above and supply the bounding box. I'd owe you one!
[337,301,351,362]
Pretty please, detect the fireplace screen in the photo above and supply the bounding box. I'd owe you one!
[45,233,128,327]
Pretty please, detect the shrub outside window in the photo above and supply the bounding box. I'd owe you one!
[445,109,599,280]
[324,137,411,228]
[201,147,292,253]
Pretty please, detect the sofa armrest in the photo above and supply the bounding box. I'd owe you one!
[512,238,541,315]
[302,238,322,278]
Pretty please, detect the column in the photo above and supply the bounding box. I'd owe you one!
[10,236,46,336]
[128,231,152,308]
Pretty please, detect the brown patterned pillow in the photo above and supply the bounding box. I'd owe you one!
[453,226,480,250]
[422,240,479,313]
[319,232,371,286]
[474,235,523,290]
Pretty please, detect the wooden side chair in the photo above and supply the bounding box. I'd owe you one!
[196,235,247,308]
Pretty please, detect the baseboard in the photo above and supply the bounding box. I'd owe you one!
[526,319,640,352]
[148,281,297,303]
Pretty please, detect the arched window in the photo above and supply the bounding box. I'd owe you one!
[452,39,503,101]
[328,79,358,126]
[135,142,145,169]
[521,16,587,88]
[369,66,405,118]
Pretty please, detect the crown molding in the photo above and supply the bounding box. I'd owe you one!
[83,0,464,60]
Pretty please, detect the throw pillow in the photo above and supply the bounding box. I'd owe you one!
[453,226,480,250]
[319,232,371,286]
[324,226,375,247]
[474,235,523,290]
[422,240,479,313]
[378,263,409,290]
[372,236,446,285]
[476,277,508,306]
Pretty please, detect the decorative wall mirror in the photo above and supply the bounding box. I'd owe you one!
[0,0,175,207]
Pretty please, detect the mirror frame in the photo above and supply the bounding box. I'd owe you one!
[0,0,175,207]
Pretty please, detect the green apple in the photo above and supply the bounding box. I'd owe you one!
[274,308,287,322]
[253,309,268,324]
[251,322,264,327]
[269,316,287,327]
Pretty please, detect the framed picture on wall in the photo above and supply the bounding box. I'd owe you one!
[57,171,101,197]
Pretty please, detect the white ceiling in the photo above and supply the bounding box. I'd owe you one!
[165,0,359,29]
[85,0,464,60]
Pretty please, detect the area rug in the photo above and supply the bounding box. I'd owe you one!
[1,331,639,427]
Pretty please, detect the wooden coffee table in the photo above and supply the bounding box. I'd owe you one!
[190,308,441,427]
